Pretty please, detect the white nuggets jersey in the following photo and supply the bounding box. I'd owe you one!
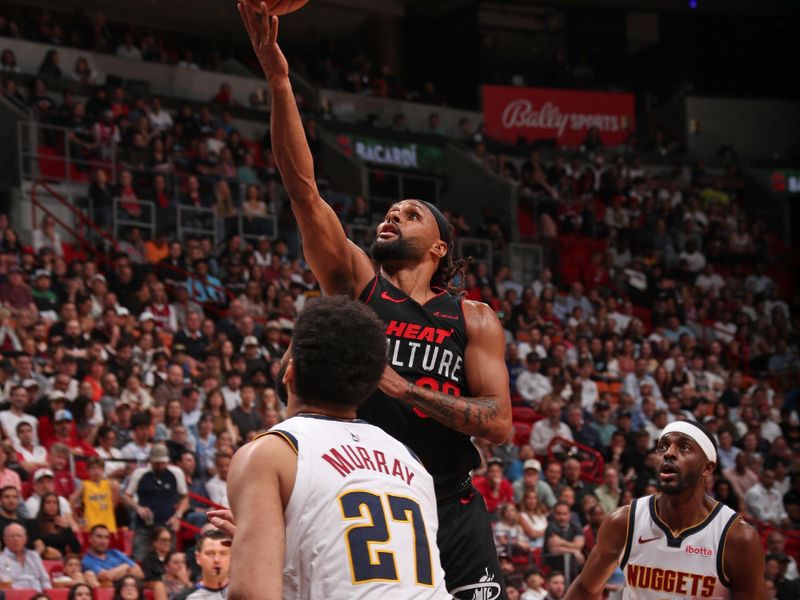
[620,495,739,599]
[266,414,451,600]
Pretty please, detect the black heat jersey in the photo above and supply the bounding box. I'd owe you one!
[359,274,480,492]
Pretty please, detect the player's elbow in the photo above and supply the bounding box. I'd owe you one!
[229,581,280,600]
[486,421,512,445]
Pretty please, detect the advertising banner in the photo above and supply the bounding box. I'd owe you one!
[336,134,444,172]
[482,85,635,147]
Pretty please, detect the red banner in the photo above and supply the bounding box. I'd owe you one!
[482,85,635,148]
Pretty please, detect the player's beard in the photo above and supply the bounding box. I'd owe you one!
[370,236,425,264]
[657,463,701,495]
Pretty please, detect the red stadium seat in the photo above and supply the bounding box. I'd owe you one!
[46,590,70,600]
[43,559,64,578]
[513,422,531,446]
[94,588,115,600]
[511,406,540,425]
[3,590,38,600]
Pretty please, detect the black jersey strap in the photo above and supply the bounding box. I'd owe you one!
[619,497,638,570]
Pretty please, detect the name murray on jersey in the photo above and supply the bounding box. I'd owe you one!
[322,444,417,486]
[384,320,463,389]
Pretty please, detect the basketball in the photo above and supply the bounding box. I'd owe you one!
[245,0,311,16]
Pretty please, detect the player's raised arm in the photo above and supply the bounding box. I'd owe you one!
[238,2,373,297]
[724,520,767,600]
[227,434,297,600]
[564,505,630,600]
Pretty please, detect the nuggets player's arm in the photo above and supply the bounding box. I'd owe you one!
[724,519,767,600]
[564,506,630,600]
[385,301,512,444]
[226,433,297,600]
[239,2,374,297]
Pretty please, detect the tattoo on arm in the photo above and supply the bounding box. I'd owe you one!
[401,383,499,438]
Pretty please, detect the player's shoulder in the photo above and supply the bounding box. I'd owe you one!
[605,503,633,533]
[724,516,763,552]
[461,299,502,332]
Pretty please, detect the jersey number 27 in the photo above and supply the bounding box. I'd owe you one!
[339,490,434,586]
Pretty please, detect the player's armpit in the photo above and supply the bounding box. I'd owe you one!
[724,519,767,600]
[564,505,630,600]
[227,434,298,600]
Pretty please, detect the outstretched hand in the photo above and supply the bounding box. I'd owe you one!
[237,1,289,81]
[208,508,236,545]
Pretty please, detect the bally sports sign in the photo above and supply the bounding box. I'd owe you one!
[482,85,635,147]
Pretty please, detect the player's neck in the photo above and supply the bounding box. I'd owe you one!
[655,489,714,533]
[380,265,437,302]
[288,400,357,421]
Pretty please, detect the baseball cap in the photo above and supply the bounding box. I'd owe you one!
[487,457,504,468]
[48,390,67,401]
[265,321,281,331]
[54,409,73,422]
[139,310,155,322]
[22,379,40,388]
[243,336,259,346]
[34,269,51,279]
[92,273,106,284]
[116,306,130,317]
[149,444,169,463]
[172,343,187,353]
[33,468,55,482]
[523,459,542,472]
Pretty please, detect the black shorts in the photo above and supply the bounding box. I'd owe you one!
[437,485,508,600]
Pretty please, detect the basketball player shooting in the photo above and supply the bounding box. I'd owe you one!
[564,421,766,600]
[238,3,512,597]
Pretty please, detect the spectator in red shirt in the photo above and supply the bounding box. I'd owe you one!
[42,409,95,479]
[48,443,76,498]
[474,458,515,516]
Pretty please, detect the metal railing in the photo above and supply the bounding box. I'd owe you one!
[177,205,218,248]
[455,237,493,271]
[17,120,117,184]
[366,167,443,206]
[112,197,156,243]
[238,213,278,242]
[509,242,543,285]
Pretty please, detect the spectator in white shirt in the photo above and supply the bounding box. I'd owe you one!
[0,385,38,446]
[695,264,725,297]
[677,240,706,273]
[530,397,573,455]
[623,358,663,407]
[716,430,741,471]
[516,354,551,408]
[12,422,48,475]
[205,453,231,509]
[147,98,173,132]
[116,33,142,61]
[744,469,788,527]
[221,371,242,413]
[574,359,598,411]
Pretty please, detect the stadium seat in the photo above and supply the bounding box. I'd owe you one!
[513,422,531,446]
[3,590,39,600]
[511,406,540,425]
[94,588,115,600]
[46,590,70,600]
[43,559,64,578]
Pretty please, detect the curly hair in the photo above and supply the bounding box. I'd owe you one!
[430,221,471,294]
[291,296,387,408]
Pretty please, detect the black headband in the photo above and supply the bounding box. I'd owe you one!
[420,201,450,252]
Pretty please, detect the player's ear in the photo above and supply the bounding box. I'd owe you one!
[703,460,716,478]
[430,241,447,259]
[283,359,295,384]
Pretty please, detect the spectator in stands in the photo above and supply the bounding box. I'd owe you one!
[518,490,548,549]
[474,457,514,516]
[1,522,52,591]
[116,32,142,61]
[38,49,61,79]
[70,456,119,533]
[141,525,173,587]
[162,551,192,598]
[14,421,48,474]
[72,56,98,85]
[544,501,585,574]
[32,215,63,257]
[205,453,231,508]
[30,491,80,559]
[0,266,36,316]
[593,466,621,515]
[0,443,21,493]
[0,486,36,546]
[62,561,96,590]
[0,49,19,73]
[123,444,188,561]
[745,469,789,527]
[530,397,572,455]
